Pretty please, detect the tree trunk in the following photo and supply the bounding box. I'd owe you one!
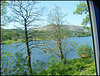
[59,39,64,62]
[24,18,33,75]
[57,24,64,62]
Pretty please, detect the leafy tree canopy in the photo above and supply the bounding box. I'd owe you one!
[73,2,90,26]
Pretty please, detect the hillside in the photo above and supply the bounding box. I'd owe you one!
[30,25,91,32]
[1,25,91,44]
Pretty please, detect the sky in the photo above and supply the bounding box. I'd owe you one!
[2,1,90,29]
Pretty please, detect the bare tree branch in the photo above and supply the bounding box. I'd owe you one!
[10,1,45,75]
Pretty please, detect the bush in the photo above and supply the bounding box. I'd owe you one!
[80,62,96,75]
[77,44,93,58]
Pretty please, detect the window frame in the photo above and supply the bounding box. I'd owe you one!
[87,0,100,75]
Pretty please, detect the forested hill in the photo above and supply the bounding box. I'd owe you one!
[1,25,91,44]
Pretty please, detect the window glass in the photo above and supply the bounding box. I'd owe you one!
[1,1,96,75]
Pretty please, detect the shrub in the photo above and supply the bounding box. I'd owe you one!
[77,44,92,58]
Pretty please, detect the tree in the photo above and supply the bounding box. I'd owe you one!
[77,44,93,58]
[48,5,66,62]
[10,1,45,75]
[73,2,90,26]
[40,5,77,63]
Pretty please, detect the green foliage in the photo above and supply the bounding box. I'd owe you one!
[73,2,88,15]
[77,31,91,37]
[1,51,14,75]
[32,60,47,75]
[1,51,28,75]
[1,51,47,75]
[80,61,96,75]
[83,26,90,30]
[48,57,60,65]
[73,2,90,26]
[13,52,29,75]
[81,14,90,25]
[77,44,93,57]
[1,1,11,26]
[1,51,95,75]
[1,29,25,44]
[38,58,95,75]
[1,0,8,16]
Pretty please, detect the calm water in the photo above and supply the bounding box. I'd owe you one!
[1,36,93,63]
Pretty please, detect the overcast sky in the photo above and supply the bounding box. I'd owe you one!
[2,1,90,29]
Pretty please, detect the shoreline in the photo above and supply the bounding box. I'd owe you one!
[1,36,92,44]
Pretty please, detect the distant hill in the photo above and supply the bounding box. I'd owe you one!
[30,25,91,32]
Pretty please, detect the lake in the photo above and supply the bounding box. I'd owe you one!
[1,36,93,63]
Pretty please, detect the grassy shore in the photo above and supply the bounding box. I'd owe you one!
[1,39,25,44]
[1,37,54,44]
